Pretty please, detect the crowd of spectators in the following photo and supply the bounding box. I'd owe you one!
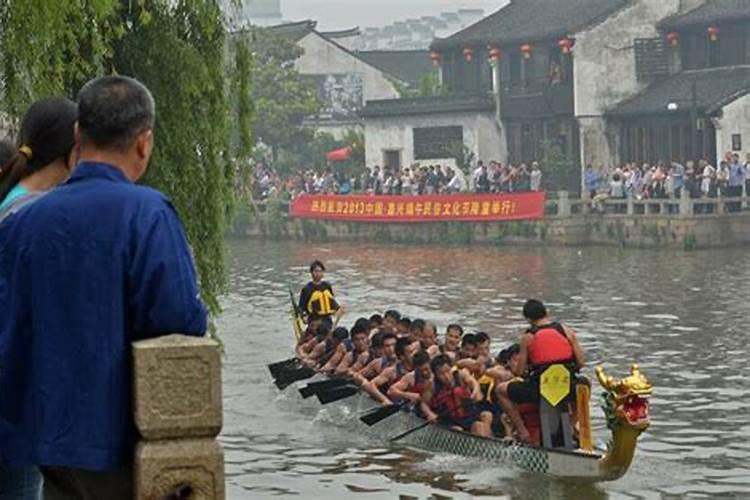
[586,152,750,213]
[586,152,750,201]
[253,160,545,200]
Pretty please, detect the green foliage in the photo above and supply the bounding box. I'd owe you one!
[540,140,579,193]
[446,143,475,178]
[0,0,239,321]
[237,27,320,161]
[0,0,120,122]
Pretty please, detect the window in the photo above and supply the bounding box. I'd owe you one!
[413,126,463,160]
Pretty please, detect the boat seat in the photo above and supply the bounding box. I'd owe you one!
[538,364,575,450]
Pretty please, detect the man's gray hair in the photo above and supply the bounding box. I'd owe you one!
[77,75,155,152]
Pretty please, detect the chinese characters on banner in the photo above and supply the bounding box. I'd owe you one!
[290,192,546,223]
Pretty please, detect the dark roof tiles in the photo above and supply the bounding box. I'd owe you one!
[609,66,750,116]
[432,0,628,50]
[660,0,750,30]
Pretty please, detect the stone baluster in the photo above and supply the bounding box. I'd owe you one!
[557,191,571,218]
[133,335,225,499]
[679,189,692,217]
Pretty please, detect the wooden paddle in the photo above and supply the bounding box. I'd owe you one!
[274,366,317,390]
[299,378,351,399]
[315,383,360,404]
[268,357,300,380]
[390,419,432,442]
[360,403,405,426]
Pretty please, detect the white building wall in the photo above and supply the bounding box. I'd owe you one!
[296,32,400,102]
[364,112,504,169]
[715,93,750,164]
[574,0,683,170]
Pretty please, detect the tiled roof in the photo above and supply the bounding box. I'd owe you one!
[608,66,750,116]
[432,0,628,50]
[660,0,750,30]
[361,94,495,118]
[357,50,434,87]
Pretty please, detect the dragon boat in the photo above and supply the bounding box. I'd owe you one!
[277,296,652,481]
[280,363,653,481]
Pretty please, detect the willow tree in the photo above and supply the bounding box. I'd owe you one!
[0,0,245,320]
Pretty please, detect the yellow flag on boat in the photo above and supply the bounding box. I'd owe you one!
[289,288,305,343]
[540,364,571,407]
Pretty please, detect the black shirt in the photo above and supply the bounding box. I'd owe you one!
[298,281,340,320]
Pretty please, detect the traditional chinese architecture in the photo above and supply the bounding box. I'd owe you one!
[608,1,750,165]
[361,0,750,187]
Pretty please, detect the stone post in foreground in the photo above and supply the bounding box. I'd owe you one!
[133,334,224,499]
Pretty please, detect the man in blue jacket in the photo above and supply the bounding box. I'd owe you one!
[0,75,207,499]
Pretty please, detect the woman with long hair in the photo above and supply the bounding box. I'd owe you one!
[0,97,77,221]
[0,96,76,499]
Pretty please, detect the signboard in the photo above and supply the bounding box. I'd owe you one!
[290,192,546,223]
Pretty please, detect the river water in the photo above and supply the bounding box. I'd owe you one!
[219,239,750,499]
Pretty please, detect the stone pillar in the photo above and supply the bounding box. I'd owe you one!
[627,195,634,216]
[133,334,224,500]
[557,191,571,218]
[679,188,692,217]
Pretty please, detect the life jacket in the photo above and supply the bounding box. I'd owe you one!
[411,369,428,396]
[430,372,468,422]
[477,373,495,404]
[527,323,574,369]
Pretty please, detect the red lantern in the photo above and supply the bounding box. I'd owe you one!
[520,43,533,60]
[463,47,474,62]
[558,37,574,54]
[488,47,502,63]
[666,32,680,47]
[430,50,442,67]
[707,25,719,42]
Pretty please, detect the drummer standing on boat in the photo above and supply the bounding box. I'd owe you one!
[298,260,345,327]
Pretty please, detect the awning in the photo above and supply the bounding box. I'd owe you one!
[326,147,353,161]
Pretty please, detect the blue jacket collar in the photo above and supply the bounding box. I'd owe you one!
[69,162,132,184]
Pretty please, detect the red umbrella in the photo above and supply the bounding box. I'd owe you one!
[326,146,353,162]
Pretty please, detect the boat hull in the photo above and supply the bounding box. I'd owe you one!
[323,393,605,480]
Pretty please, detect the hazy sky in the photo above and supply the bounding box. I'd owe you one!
[283,0,504,31]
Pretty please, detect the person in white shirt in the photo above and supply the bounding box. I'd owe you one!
[529,162,542,192]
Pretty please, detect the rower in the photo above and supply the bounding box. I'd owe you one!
[298,260,345,326]
[362,337,418,405]
[441,324,463,361]
[353,332,397,383]
[303,326,349,369]
[349,330,385,375]
[387,350,432,404]
[383,310,401,332]
[498,300,585,448]
[296,320,330,360]
[397,317,412,337]
[333,319,370,376]
[458,333,480,360]
[420,355,491,438]
[420,322,439,351]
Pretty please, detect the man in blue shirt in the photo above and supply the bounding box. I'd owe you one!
[728,153,744,212]
[0,76,207,499]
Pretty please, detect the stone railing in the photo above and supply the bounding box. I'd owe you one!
[133,335,224,499]
[547,191,750,218]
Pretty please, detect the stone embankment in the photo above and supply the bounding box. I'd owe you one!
[235,192,750,250]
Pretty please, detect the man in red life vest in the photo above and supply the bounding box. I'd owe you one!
[497,299,585,444]
[420,355,492,437]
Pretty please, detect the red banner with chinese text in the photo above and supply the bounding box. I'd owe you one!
[290,192,546,223]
